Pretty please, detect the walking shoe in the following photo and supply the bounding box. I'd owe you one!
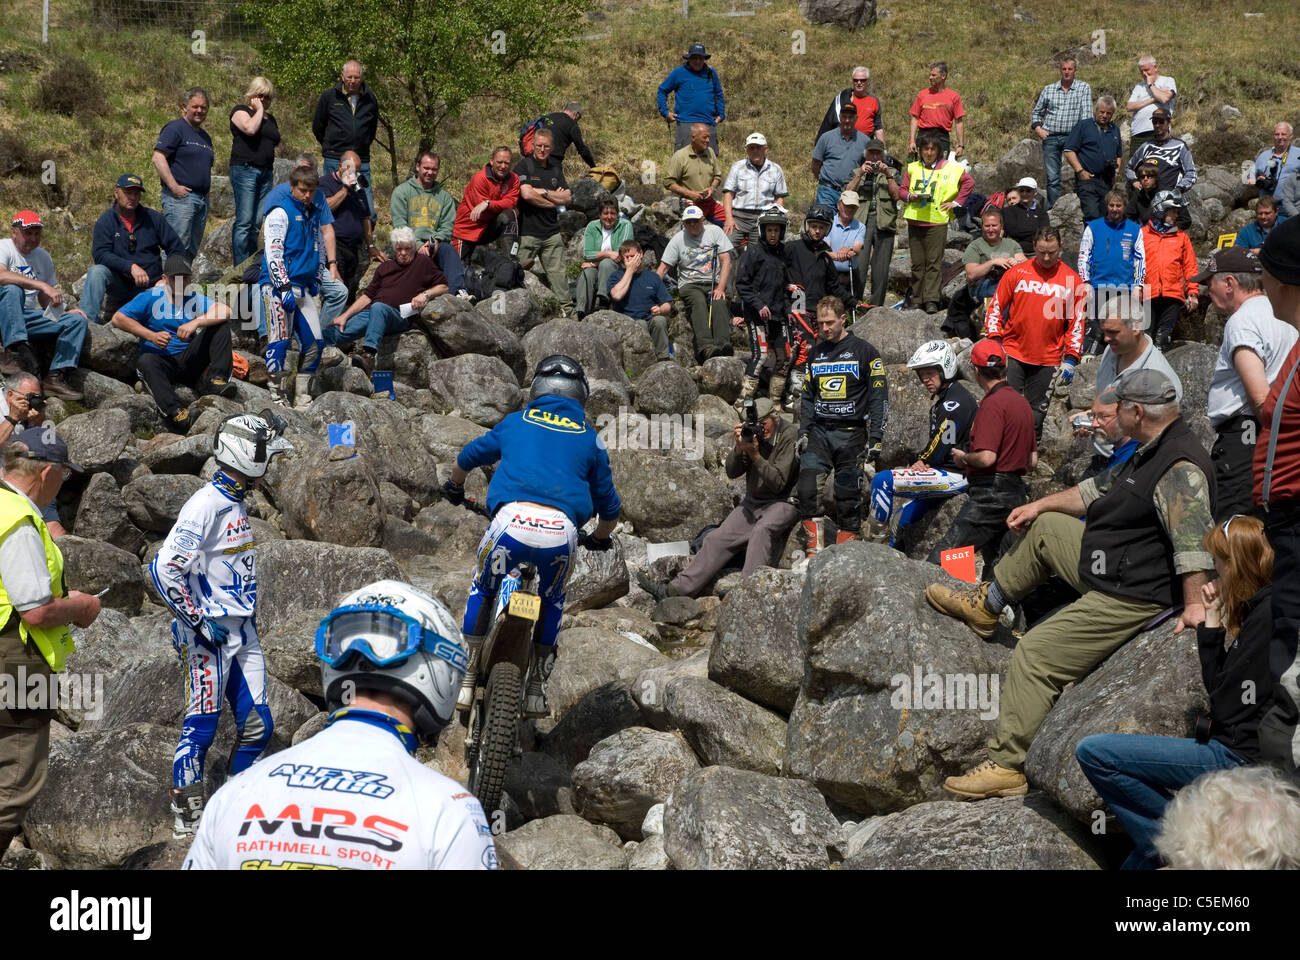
[456,636,483,712]
[169,783,205,838]
[165,407,193,435]
[353,348,376,378]
[635,569,677,602]
[524,643,557,718]
[41,370,82,401]
[943,759,1028,799]
[318,346,346,369]
[203,376,239,398]
[924,581,999,639]
[11,342,40,379]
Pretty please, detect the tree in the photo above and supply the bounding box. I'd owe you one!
[243,0,589,184]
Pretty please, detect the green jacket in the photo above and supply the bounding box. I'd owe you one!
[854,169,902,233]
[390,177,457,242]
[582,218,633,261]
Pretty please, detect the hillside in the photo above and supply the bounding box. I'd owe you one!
[2,0,1298,280]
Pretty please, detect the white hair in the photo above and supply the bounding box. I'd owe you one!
[1278,121,1295,135]
[1098,94,1117,109]
[1138,54,1157,67]
[851,66,869,79]
[1122,398,1178,419]
[1155,765,1300,869]
[390,227,416,248]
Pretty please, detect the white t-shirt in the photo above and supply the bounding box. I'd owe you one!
[1207,294,1300,425]
[0,239,57,312]
[1127,76,1177,136]
[1095,337,1183,457]
[600,226,616,253]
[660,223,733,287]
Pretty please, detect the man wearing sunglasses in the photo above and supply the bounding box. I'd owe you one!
[151,410,292,838]
[0,373,65,538]
[185,580,495,870]
[83,174,185,325]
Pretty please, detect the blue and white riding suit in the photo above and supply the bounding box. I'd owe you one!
[456,394,621,647]
[260,193,324,375]
[150,471,272,789]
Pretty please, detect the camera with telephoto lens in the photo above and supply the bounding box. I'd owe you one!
[741,399,758,442]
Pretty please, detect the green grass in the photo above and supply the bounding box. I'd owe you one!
[2,0,1298,283]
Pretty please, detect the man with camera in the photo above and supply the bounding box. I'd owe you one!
[0,372,65,537]
[638,396,798,600]
[1248,122,1300,200]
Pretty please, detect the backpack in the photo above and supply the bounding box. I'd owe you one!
[633,223,669,262]
[467,246,525,299]
[519,116,547,158]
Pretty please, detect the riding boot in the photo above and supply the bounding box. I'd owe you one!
[524,643,556,718]
[457,636,484,712]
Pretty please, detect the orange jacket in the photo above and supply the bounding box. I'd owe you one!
[1140,225,1199,300]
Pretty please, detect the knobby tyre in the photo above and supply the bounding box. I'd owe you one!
[470,660,520,817]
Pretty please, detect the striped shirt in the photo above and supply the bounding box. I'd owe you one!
[723,157,789,210]
[1031,80,1094,135]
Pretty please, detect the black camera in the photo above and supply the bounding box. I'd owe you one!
[740,399,758,442]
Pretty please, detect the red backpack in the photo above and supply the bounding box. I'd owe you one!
[518,117,546,158]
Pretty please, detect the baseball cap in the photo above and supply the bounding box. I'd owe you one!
[684,42,710,59]
[753,397,777,420]
[1192,247,1262,283]
[115,173,145,191]
[745,132,768,147]
[970,339,1007,369]
[839,190,861,207]
[1015,177,1039,191]
[864,139,886,154]
[12,210,43,229]
[681,205,705,221]
[12,426,82,473]
[1114,368,1178,405]
[163,254,193,276]
[1152,107,1172,120]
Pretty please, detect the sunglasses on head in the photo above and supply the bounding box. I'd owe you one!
[1220,514,1248,539]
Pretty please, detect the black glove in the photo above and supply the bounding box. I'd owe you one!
[579,531,614,552]
[867,442,882,465]
[441,479,465,506]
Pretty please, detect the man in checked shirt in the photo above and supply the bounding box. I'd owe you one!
[1031,57,1093,210]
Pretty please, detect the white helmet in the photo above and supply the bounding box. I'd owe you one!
[907,340,958,381]
[317,580,467,740]
[213,409,294,479]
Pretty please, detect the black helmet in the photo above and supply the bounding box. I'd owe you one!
[805,203,834,227]
[529,354,590,403]
[757,207,787,244]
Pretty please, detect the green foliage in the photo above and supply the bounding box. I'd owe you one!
[242,0,590,148]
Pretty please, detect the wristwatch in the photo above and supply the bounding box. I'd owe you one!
[327,259,338,266]
[4,416,20,426]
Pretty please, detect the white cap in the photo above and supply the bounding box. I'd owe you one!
[745,132,768,147]
[1015,176,1039,191]
[681,205,705,221]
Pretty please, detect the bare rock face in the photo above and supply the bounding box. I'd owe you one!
[572,727,700,839]
[797,0,877,29]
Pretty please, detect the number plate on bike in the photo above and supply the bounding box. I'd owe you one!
[508,593,541,621]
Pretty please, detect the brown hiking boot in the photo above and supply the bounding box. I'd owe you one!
[924,581,1000,640]
[42,371,83,401]
[944,759,1028,799]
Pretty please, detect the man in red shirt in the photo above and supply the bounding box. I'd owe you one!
[453,146,521,264]
[908,62,965,159]
[815,67,885,147]
[985,227,1087,438]
[1253,214,1300,776]
[926,338,1036,570]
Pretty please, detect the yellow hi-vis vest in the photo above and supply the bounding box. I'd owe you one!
[0,487,72,672]
[903,160,963,225]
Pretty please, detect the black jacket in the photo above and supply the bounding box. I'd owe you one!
[736,237,789,317]
[91,205,184,285]
[1002,198,1051,255]
[313,81,380,162]
[1197,585,1274,761]
[541,112,594,168]
[801,331,888,443]
[784,234,840,313]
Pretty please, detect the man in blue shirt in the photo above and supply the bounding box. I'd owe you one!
[827,190,866,310]
[152,87,215,259]
[1249,123,1300,199]
[442,355,620,717]
[1062,97,1123,222]
[657,42,725,152]
[608,240,673,361]
[812,106,870,207]
[1234,195,1283,254]
[111,255,235,433]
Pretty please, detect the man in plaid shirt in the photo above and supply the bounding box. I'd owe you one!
[1031,58,1093,209]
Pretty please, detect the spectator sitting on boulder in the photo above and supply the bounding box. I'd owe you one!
[1248,122,1299,199]
[1075,381,1138,480]
[944,206,1024,339]
[1234,195,1283,254]
[608,240,673,361]
[453,146,521,265]
[638,398,798,599]
[1155,765,1300,869]
[575,198,632,318]
[389,151,469,299]
[656,205,734,363]
[1001,178,1050,256]
[83,173,184,325]
[1077,515,1275,869]
[928,368,1215,801]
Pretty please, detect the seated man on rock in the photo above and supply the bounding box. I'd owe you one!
[609,239,673,362]
[638,397,797,599]
[926,369,1215,800]
[326,227,447,378]
[84,173,185,324]
[111,254,236,434]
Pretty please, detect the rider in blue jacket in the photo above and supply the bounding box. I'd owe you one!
[1077,190,1145,355]
[260,166,325,404]
[442,356,620,717]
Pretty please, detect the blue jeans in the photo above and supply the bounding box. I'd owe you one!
[1042,133,1067,209]
[431,241,468,295]
[1075,733,1246,870]
[80,264,143,324]
[0,285,88,372]
[323,157,375,221]
[815,184,843,207]
[229,164,273,267]
[161,190,209,260]
[325,301,406,352]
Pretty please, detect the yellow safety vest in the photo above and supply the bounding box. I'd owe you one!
[0,487,72,672]
[903,160,964,225]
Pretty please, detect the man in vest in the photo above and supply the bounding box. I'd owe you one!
[0,428,102,854]
[927,369,1216,799]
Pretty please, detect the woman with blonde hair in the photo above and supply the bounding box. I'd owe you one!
[1074,515,1275,869]
[229,76,280,266]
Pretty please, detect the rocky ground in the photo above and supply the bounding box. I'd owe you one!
[1,145,1236,870]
